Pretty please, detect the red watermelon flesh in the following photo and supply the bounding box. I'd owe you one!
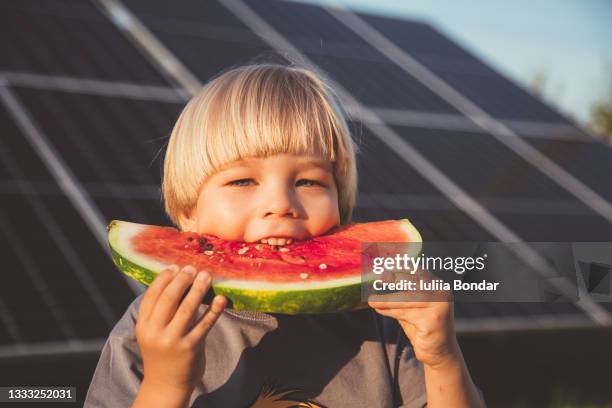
[108,219,421,314]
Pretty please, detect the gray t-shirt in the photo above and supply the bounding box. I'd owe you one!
[85,294,428,407]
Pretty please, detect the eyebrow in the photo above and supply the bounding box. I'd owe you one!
[296,159,332,171]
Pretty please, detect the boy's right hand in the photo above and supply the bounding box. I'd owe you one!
[135,265,227,396]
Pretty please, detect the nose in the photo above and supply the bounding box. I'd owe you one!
[258,184,300,219]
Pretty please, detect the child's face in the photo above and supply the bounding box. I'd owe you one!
[180,154,340,243]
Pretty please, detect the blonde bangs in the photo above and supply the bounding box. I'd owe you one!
[163,64,358,229]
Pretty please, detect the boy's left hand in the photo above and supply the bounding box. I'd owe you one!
[368,271,459,369]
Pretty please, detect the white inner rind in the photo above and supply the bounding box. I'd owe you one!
[109,221,168,272]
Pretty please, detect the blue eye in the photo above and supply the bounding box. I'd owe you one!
[228,178,254,186]
[228,179,324,187]
[297,179,322,187]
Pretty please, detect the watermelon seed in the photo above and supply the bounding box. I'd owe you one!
[319,263,327,269]
[204,243,213,250]
[198,237,207,245]
[204,250,214,255]
[238,247,249,255]
[254,244,262,251]
[300,272,309,279]
[187,237,193,241]
[279,247,289,252]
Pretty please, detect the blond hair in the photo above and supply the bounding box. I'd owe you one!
[162,64,359,228]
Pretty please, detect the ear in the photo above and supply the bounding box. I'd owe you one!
[177,208,197,232]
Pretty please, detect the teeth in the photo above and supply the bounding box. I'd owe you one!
[260,237,294,246]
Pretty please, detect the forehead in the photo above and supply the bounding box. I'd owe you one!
[216,155,333,172]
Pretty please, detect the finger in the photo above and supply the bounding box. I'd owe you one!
[139,265,179,321]
[185,295,227,343]
[167,271,212,336]
[150,265,198,327]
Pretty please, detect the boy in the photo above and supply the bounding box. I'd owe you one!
[85,64,485,407]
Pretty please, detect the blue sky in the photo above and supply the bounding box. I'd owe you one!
[293,0,612,124]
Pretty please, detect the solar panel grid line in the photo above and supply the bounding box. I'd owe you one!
[221,0,612,326]
[1,71,187,103]
[500,118,589,140]
[0,83,144,296]
[328,7,612,225]
[348,104,480,132]
[95,0,202,96]
[362,106,589,141]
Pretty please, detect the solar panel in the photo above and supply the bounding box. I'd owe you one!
[123,0,251,28]
[360,12,572,123]
[0,113,136,345]
[521,137,612,203]
[11,87,179,225]
[13,88,174,185]
[0,0,168,84]
[2,0,611,358]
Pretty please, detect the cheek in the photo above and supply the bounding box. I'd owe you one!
[300,191,340,226]
[194,192,253,238]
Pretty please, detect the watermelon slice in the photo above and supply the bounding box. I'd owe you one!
[107,219,421,314]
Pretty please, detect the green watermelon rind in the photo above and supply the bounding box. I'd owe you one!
[108,219,421,314]
[109,243,365,313]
